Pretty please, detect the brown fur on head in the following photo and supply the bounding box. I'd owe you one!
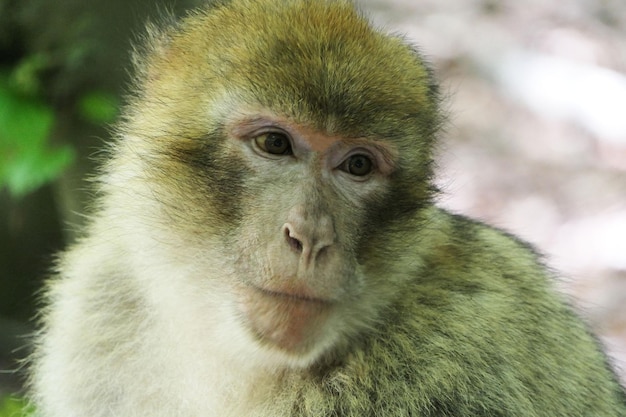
[102,0,445,368]
[124,0,442,216]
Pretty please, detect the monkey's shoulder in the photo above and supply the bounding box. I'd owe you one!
[398,208,586,353]
[420,208,541,271]
[332,208,626,416]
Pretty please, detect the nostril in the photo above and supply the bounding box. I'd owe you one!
[284,226,303,253]
[289,236,303,253]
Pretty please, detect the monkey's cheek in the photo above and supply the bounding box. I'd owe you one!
[238,290,333,354]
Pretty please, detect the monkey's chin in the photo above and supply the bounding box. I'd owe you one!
[237,285,334,359]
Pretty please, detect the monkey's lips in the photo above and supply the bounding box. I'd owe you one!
[237,284,333,353]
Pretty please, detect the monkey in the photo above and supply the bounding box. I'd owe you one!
[29,0,626,416]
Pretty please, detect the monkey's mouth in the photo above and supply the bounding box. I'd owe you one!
[253,285,330,304]
[237,284,333,353]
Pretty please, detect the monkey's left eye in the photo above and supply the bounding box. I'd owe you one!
[254,132,293,155]
[341,154,374,177]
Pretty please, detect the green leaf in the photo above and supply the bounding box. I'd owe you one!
[0,84,53,147]
[0,77,75,197]
[77,91,119,124]
[0,395,35,417]
[10,53,50,96]
[1,144,75,197]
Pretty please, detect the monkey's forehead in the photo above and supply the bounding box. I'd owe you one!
[141,0,441,140]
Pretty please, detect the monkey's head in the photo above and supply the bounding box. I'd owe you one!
[110,0,441,367]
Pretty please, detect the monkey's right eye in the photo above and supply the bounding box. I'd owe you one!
[254,132,293,155]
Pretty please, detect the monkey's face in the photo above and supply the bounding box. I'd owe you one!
[130,107,407,366]
[117,0,441,367]
[220,111,398,360]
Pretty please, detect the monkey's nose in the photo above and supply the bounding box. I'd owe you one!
[284,226,304,253]
[282,221,334,264]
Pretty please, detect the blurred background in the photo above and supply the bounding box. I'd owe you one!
[1,0,625,409]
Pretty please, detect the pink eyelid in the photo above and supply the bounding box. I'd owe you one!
[228,116,397,175]
[326,142,397,177]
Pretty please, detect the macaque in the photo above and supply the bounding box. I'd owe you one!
[30,0,626,416]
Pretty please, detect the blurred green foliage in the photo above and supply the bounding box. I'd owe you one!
[77,90,119,124]
[0,395,34,417]
[0,55,118,198]
[0,70,75,198]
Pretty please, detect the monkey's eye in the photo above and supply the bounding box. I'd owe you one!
[254,132,293,155]
[341,154,373,177]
